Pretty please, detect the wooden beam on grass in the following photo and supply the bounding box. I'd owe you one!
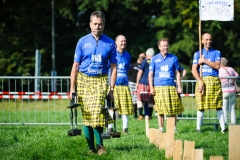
[183,140,195,160]
[158,132,165,150]
[145,115,149,138]
[165,117,175,158]
[209,156,223,160]
[149,128,156,144]
[173,140,182,160]
[229,125,240,160]
[192,149,203,160]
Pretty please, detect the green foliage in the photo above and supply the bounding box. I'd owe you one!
[1,0,240,76]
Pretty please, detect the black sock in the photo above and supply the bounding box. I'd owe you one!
[138,107,143,116]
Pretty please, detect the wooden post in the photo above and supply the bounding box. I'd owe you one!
[145,115,149,138]
[165,117,175,158]
[183,140,195,160]
[192,149,203,160]
[209,156,223,160]
[149,128,156,144]
[173,140,182,160]
[158,132,165,150]
[229,125,240,160]
[155,129,161,147]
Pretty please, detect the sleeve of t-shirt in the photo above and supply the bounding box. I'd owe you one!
[149,57,155,72]
[174,57,179,71]
[214,50,221,62]
[74,39,83,63]
[109,44,117,64]
[192,51,199,64]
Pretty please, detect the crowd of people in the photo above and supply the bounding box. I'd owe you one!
[70,10,239,155]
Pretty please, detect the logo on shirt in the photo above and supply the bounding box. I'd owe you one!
[83,43,92,49]
[155,59,161,63]
[91,54,102,63]
[118,63,125,70]
[161,65,169,71]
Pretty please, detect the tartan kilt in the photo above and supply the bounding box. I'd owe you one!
[76,72,114,128]
[128,81,138,104]
[154,86,184,115]
[137,84,154,103]
[195,76,222,110]
[114,85,134,115]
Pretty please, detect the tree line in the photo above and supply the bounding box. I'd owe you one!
[1,0,240,77]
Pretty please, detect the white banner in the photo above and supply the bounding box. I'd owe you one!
[199,0,234,21]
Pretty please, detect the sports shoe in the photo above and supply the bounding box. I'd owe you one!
[97,145,107,155]
[87,150,96,155]
[122,128,128,134]
[107,128,113,133]
[138,115,144,120]
[221,129,227,134]
[159,127,164,132]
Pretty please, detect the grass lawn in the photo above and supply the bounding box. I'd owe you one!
[0,115,230,160]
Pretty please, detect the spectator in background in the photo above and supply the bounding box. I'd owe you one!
[128,54,145,119]
[179,64,187,79]
[219,57,239,124]
[136,48,155,120]
[149,38,184,132]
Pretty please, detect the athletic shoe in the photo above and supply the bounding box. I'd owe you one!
[107,128,113,133]
[138,115,144,120]
[97,145,107,155]
[122,128,128,134]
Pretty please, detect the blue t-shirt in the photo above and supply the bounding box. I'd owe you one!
[139,59,151,85]
[179,64,184,73]
[149,53,179,86]
[115,50,131,86]
[192,48,221,77]
[74,33,117,76]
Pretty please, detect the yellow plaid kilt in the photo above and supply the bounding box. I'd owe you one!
[76,72,114,128]
[114,85,134,115]
[195,76,222,110]
[154,86,184,115]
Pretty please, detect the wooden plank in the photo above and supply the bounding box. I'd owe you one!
[183,140,195,160]
[229,125,240,160]
[158,132,165,150]
[192,149,203,160]
[173,139,182,160]
[149,128,156,144]
[165,117,175,158]
[145,115,149,138]
[154,129,160,147]
[209,156,223,160]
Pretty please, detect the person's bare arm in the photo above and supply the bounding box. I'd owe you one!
[176,70,182,93]
[148,71,155,95]
[182,69,187,79]
[70,62,79,99]
[191,64,204,94]
[136,70,143,87]
[198,57,220,70]
[110,63,117,88]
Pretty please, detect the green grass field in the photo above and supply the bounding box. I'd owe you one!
[0,116,231,160]
[1,97,240,160]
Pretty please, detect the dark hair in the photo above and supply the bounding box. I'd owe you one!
[90,11,105,23]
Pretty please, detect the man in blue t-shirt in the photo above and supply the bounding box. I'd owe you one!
[70,11,117,155]
[191,33,225,133]
[107,35,133,134]
[149,38,184,132]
